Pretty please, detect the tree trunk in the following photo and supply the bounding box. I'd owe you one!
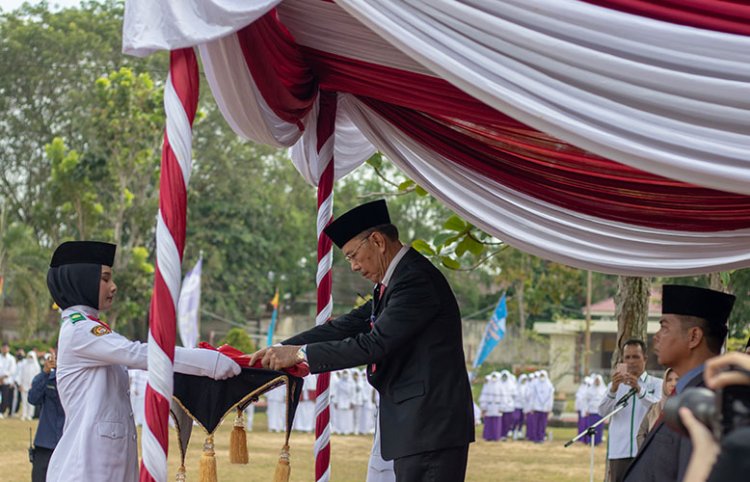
[612,276,651,367]
[708,272,725,292]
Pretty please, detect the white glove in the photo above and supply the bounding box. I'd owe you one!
[212,353,241,380]
[174,347,240,379]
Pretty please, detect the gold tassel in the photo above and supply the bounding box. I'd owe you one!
[229,408,249,464]
[176,464,186,482]
[198,435,217,482]
[273,444,291,482]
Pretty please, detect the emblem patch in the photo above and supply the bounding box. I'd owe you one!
[69,312,86,324]
[91,325,111,336]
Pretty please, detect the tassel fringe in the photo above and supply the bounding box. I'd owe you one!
[176,464,186,482]
[199,435,217,482]
[273,444,291,482]
[229,408,249,464]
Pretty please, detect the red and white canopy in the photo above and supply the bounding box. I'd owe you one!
[124,0,750,276]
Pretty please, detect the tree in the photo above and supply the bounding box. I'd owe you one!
[220,327,256,354]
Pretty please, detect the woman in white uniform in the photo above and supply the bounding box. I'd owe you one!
[45,241,241,482]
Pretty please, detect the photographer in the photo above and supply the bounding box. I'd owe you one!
[679,351,750,482]
[28,351,65,482]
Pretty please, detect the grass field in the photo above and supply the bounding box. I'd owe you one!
[0,414,607,481]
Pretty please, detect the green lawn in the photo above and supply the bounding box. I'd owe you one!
[0,415,606,481]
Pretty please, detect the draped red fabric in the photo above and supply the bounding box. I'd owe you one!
[360,98,750,232]
[235,11,317,127]
[234,17,750,232]
[583,0,750,36]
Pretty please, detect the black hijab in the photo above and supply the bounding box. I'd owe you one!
[46,241,116,310]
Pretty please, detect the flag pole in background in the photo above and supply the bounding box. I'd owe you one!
[472,293,508,372]
[266,288,280,347]
[177,255,202,349]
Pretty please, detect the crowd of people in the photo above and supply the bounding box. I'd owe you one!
[0,344,44,421]
[477,369,555,443]
[1,201,748,482]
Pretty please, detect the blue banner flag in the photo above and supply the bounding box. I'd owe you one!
[472,294,507,369]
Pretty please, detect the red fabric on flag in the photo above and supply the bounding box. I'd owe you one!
[198,342,310,377]
[582,0,750,36]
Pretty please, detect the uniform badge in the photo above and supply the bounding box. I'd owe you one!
[69,312,86,324]
[91,325,111,336]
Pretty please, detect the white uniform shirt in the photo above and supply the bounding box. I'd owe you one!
[48,305,237,482]
[0,351,17,385]
[598,371,662,459]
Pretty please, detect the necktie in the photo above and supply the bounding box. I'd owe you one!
[370,283,386,373]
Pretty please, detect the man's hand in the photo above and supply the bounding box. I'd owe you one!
[679,407,719,482]
[704,352,750,390]
[43,354,56,374]
[622,373,640,393]
[247,345,301,371]
[610,371,625,392]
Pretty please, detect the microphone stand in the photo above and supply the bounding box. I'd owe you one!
[564,388,638,482]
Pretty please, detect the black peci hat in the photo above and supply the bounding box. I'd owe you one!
[50,241,116,268]
[661,285,735,327]
[323,199,391,249]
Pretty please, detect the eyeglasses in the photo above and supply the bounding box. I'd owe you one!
[344,236,371,263]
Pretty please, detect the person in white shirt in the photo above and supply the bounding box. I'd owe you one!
[585,374,607,446]
[17,349,41,420]
[523,372,537,440]
[44,241,241,482]
[0,342,18,418]
[575,376,592,444]
[265,384,286,432]
[359,369,376,435]
[497,370,516,440]
[333,368,356,435]
[510,373,526,440]
[293,372,316,432]
[598,339,662,482]
[479,372,502,441]
[530,370,554,443]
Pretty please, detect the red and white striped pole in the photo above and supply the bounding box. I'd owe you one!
[140,48,199,482]
[313,91,337,482]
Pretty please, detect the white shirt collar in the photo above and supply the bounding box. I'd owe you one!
[63,305,99,318]
[381,244,410,287]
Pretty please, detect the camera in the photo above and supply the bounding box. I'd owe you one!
[664,384,750,439]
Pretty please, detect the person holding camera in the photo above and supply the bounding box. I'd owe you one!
[598,339,662,482]
[623,285,735,482]
[679,351,750,482]
[28,350,65,482]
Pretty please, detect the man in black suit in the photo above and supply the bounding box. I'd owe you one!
[623,285,735,482]
[250,200,475,481]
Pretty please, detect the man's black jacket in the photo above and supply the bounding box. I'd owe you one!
[283,248,475,460]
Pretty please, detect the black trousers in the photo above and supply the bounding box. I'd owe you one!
[31,447,54,482]
[609,458,634,482]
[0,384,13,415]
[393,445,469,482]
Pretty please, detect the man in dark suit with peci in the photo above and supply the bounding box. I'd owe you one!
[623,284,735,482]
[250,199,475,482]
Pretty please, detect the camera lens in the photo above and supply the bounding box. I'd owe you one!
[663,387,716,437]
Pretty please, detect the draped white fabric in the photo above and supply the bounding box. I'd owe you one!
[198,35,305,148]
[121,0,750,274]
[338,95,750,276]
[336,0,750,195]
[123,0,281,56]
